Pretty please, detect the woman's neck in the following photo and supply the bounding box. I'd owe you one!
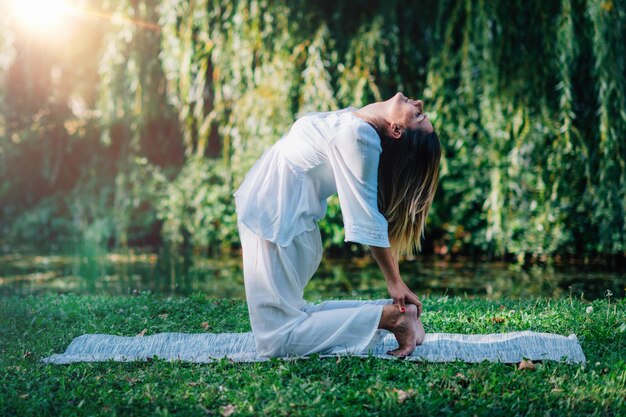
[353,102,388,133]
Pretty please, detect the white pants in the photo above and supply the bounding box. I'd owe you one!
[239,222,391,358]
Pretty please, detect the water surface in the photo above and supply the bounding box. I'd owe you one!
[1,248,623,301]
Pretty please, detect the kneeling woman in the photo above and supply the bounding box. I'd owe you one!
[235,92,441,357]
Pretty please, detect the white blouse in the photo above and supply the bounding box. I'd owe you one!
[234,108,390,248]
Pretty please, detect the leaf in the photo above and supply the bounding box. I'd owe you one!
[158,314,168,320]
[518,359,536,371]
[455,372,470,387]
[136,328,147,337]
[392,388,415,403]
[201,322,210,330]
[221,404,236,416]
[491,317,505,323]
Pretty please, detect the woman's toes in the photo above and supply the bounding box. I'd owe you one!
[387,347,414,357]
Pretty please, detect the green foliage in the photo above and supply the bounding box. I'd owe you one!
[586,0,626,253]
[317,195,345,250]
[5,196,74,247]
[424,0,626,258]
[157,157,238,255]
[1,0,625,259]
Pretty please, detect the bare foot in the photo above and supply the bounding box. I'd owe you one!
[378,304,419,357]
[415,317,425,346]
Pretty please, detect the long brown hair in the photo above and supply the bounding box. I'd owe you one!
[377,127,441,257]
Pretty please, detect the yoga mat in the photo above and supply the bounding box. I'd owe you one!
[42,330,585,364]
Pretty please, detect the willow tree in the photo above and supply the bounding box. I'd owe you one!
[423,0,625,259]
[1,0,624,260]
[153,0,626,258]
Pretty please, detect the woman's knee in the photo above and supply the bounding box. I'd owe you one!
[256,342,284,358]
[255,332,291,358]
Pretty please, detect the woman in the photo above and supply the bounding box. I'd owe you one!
[235,92,441,357]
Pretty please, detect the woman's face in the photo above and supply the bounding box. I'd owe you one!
[386,92,434,133]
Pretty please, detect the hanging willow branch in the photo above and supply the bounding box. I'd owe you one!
[1,0,624,257]
[586,0,626,253]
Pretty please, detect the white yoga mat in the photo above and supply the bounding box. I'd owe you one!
[42,330,585,364]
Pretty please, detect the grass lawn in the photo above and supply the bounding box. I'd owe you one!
[1,293,624,416]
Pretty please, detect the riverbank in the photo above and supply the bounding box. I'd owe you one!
[2,251,625,300]
[1,293,624,416]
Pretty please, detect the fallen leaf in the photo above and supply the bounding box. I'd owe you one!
[22,350,32,359]
[187,382,199,387]
[158,314,168,320]
[19,393,29,399]
[518,359,536,371]
[491,317,505,324]
[136,328,147,337]
[455,372,470,387]
[221,404,236,417]
[201,322,210,330]
[125,377,138,384]
[393,388,415,403]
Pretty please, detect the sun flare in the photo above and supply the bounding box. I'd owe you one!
[10,0,71,33]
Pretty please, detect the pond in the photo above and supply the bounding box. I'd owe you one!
[1,247,624,301]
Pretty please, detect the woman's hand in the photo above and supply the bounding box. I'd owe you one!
[387,279,423,317]
[370,245,423,317]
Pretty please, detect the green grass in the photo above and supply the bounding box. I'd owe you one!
[1,293,624,416]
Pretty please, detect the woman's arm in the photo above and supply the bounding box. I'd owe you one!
[370,245,422,317]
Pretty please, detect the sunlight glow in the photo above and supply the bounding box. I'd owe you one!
[10,0,71,33]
